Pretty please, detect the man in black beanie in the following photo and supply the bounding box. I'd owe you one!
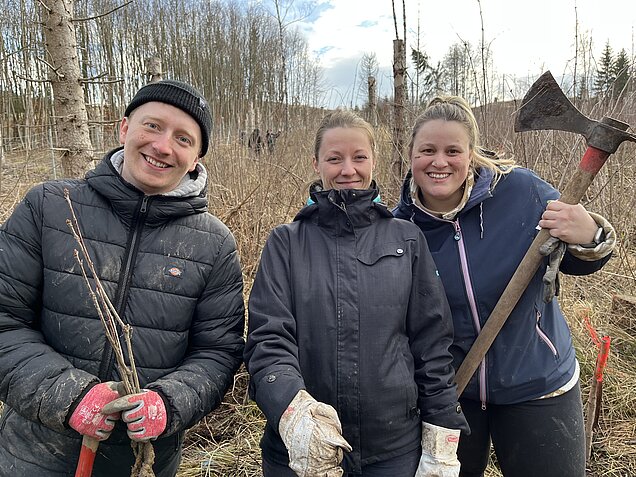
[0,80,245,476]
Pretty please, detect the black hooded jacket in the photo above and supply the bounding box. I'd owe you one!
[245,184,467,473]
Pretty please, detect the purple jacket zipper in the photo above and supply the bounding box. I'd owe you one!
[535,309,558,356]
[453,220,488,409]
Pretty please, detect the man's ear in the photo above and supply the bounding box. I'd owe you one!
[312,157,319,174]
[188,157,199,172]
[119,117,129,145]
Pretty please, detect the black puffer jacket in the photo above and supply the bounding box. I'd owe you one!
[245,185,467,474]
[0,149,245,475]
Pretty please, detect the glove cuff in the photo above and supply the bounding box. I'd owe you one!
[278,389,316,439]
[568,211,616,261]
[421,421,460,460]
[65,382,98,428]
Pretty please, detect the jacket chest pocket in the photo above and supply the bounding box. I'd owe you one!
[357,241,409,266]
[356,241,411,305]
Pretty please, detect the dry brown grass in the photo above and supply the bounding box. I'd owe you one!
[0,98,634,476]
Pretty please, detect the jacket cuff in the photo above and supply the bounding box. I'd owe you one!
[252,368,305,430]
[567,212,616,261]
[421,401,470,434]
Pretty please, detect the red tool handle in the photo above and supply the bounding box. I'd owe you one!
[75,435,99,477]
[579,145,610,175]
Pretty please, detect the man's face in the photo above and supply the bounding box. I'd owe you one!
[119,102,202,195]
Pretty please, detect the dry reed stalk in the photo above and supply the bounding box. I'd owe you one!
[64,188,156,477]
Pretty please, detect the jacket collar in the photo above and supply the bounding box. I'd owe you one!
[295,180,392,230]
[107,147,208,198]
[396,167,494,222]
[85,147,208,226]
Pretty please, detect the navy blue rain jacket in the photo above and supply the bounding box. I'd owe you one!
[393,167,610,405]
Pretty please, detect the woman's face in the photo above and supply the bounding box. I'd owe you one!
[410,119,471,212]
[313,127,374,190]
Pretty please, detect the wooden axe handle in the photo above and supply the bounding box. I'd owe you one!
[75,435,99,477]
[454,146,610,395]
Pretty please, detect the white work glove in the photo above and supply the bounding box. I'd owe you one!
[278,389,352,477]
[415,421,461,477]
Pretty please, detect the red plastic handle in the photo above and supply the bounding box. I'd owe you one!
[75,435,99,477]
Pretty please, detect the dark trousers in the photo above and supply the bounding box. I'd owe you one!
[263,446,421,477]
[458,384,585,477]
[92,432,183,477]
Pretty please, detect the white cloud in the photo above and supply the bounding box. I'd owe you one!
[297,0,636,107]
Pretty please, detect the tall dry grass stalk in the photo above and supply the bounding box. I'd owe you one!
[0,97,634,476]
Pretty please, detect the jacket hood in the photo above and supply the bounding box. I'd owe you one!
[295,180,392,229]
[394,167,494,222]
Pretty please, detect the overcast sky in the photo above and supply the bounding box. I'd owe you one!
[290,0,635,108]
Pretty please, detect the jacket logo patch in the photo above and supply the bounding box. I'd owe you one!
[165,266,183,278]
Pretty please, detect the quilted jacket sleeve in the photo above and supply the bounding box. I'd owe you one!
[243,226,305,429]
[0,185,97,432]
[407,231,469,432]
[147,228,245,436]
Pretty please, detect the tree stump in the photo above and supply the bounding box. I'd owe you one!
[611,294,636,335]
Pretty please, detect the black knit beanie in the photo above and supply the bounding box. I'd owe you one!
[124,80,212,157]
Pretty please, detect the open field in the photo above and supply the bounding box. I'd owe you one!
[0,99,635,476]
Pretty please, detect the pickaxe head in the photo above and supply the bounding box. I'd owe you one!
[514,71,636,154]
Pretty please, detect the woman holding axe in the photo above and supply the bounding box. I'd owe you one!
[393,95,616,477]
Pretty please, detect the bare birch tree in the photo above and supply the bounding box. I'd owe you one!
[391,0,407,183]
[41,0,94,177]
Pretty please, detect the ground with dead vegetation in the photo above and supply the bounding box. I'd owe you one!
[1,101,634,476]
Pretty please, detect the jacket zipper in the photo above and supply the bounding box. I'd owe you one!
[97,195,151,380]
[535,309,558,356]
[453,219,487,409]
[329,194,357,239]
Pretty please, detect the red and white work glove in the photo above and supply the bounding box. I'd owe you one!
[101,389,167,441]
[68,381,121,441]
[278,389,352,477]
[415,421,461,477]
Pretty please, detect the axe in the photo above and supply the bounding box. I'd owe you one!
[454,71,636,395]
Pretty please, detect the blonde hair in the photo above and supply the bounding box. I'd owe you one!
[313,109,377,161]
[408,95,516,186]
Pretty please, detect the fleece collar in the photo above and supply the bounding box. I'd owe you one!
[110,148,208,198]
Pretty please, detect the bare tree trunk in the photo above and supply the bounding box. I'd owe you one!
[41,0,94,178]
[573,3,579,106]
[477,0,488,135]
[0,123,3,193]
[367,75,377,126]
[392,38,406,183]
[274,0,289,132]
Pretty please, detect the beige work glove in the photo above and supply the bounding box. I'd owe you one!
[278,389,352,477]
[566,211,616,260]
[415,422,461,477]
